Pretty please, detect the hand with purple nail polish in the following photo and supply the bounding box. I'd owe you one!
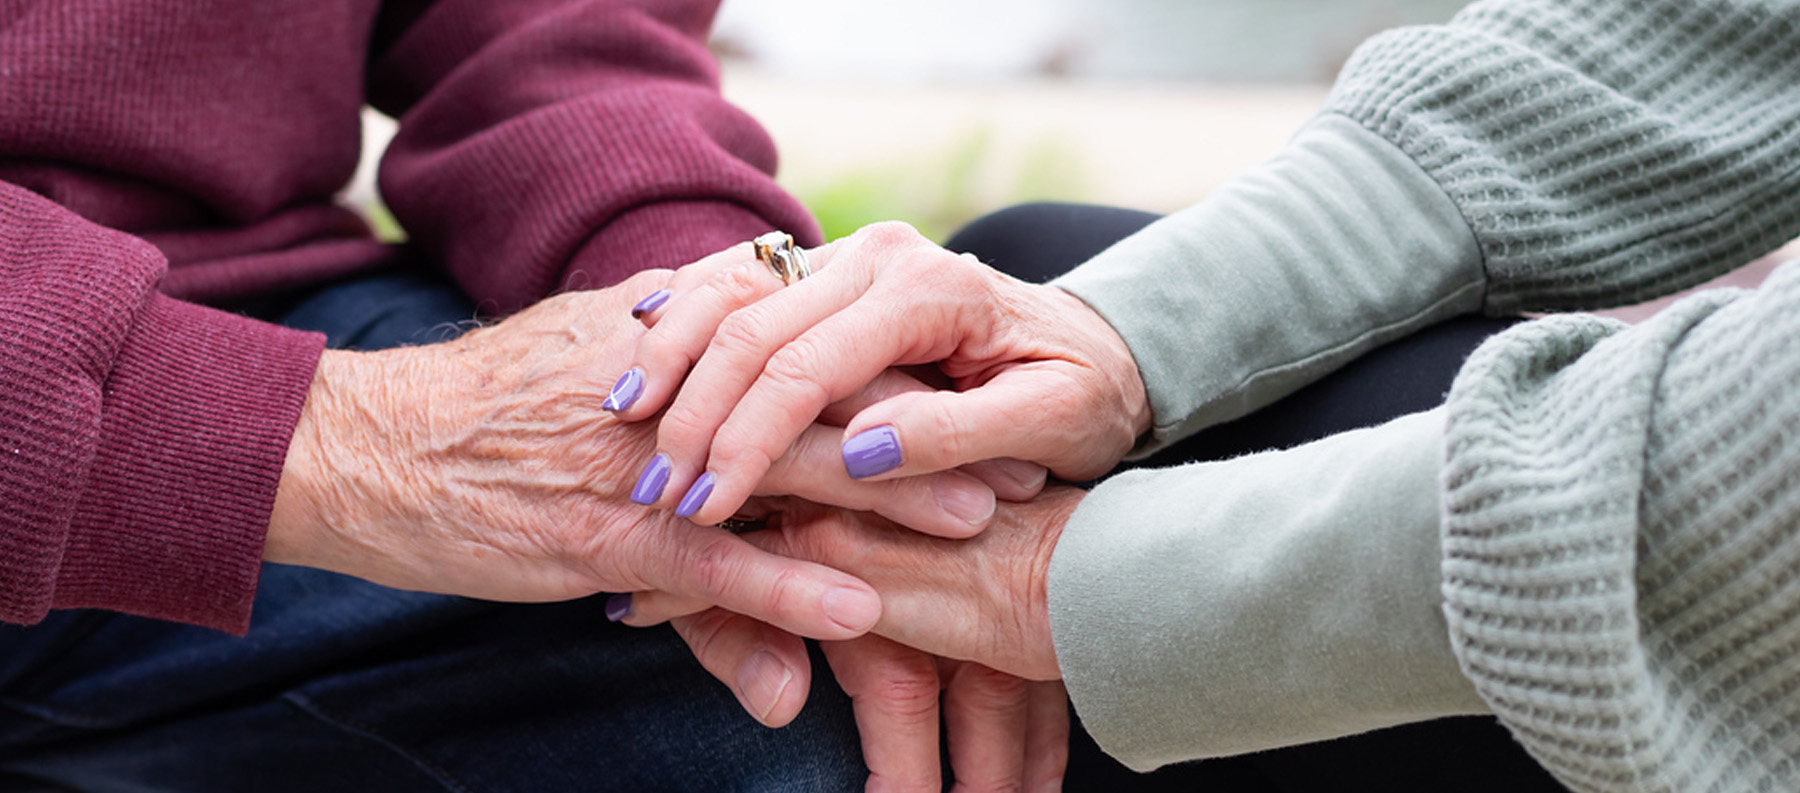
[265,269,884,648]
[608,220,1148,533]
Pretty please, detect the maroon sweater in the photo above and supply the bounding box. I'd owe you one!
[0,0,818,633]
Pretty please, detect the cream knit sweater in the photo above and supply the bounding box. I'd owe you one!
[1045,1,1800,790]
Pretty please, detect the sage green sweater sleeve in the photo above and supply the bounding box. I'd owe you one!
[1055,0,1800,451]
[1049,409,1490,770]
[1052,260,1800,790]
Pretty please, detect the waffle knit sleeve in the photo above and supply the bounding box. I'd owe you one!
[1330,0,1800,314]
[1440,259,1800,791]
[366,0,818,314]
[1056,0,1800,451]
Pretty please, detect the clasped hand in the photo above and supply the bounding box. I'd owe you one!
[602,223,1153,791]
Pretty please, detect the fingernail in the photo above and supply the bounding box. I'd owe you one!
[995,458,1048,492]
[631,453,673,505]
[676,472,715,518]
[822,586,881,633]
[602,367,646,412]
[736,650,796,725]
[842,425,903,480]
[605,593,633,622]
[933,475,996,526]
[630,289,672,318]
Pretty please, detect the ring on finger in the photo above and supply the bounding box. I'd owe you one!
[753,231,812,286]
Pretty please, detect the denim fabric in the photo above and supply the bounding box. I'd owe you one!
[0,271,864,792]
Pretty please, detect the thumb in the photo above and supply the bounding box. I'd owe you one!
[839,368,1107,483]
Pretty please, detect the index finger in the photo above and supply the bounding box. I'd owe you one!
[632,520,882,641]
[676,245,993,525]
[822,637,944,793]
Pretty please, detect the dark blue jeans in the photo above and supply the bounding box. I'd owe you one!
[0,272,865,793]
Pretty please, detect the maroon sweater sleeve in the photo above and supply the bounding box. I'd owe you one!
[0,183,324,633]
[369,0,819,314]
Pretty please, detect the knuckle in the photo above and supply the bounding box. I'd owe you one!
[860,220,920,246]
[868,664,942,719]
[953,665,1029,707]
[655,403,715,450]
[684,536,747,599]
[711,307,779,358]
[709,262,774,305]
[709,436,776,480]
[760,340,836,406]
[920,400,969,464]
[762,568,808,624]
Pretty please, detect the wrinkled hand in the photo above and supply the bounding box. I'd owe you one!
[263,270,882,642]
[605,224,1145,529]
[670,613,1069,793]
[631,487,1084,682]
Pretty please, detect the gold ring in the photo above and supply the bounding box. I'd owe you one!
[752,231,811,286]
[717,515,767,535]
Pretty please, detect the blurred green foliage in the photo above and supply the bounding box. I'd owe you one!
[799,127,1090,243]
[359,125,1091,248]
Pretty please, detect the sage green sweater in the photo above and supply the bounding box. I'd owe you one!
[1045,1,1800,790]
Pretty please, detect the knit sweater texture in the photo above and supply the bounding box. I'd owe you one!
[0,0,816,633]
[1048,1,1800,789]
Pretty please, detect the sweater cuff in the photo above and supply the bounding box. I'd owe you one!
[561,200,819,293]
[1048,409,1488,771]
[57,293,324,634]
[1053,114,1485,454]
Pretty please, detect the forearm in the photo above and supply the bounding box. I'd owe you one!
[1049,409,1487,770]
[1054,115,1483,451]
[1059,0,1800,451]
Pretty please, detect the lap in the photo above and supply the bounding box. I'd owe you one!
[0,269,864,792]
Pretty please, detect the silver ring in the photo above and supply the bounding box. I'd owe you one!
[753,231,811,286]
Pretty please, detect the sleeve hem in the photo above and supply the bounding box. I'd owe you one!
[56,293,325,634]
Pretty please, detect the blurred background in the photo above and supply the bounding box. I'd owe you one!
[709,0,1468,241]
[350,0,1790,315]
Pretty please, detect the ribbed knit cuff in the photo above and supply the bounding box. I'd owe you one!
[57,293,324,634]
[561,200,816,293]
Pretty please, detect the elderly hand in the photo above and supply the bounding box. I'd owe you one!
[637,490,1084,790]
[669,616,1069,793]
[262,270,883,643]
[627,487,1084,682]
[604,224,1146,530]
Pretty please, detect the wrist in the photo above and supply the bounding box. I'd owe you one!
[1048,285,1154,441]
[267,349,395,573]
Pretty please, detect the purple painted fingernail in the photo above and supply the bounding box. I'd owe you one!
[602,367,645,412]
[605,593,633,622]
[676,472,716,518]
[842,426,903,480]
[630,289,672,319]
[631,453,673,505]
